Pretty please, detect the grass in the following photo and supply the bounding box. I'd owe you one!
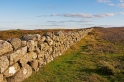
[0,29,81,40]
[23,28,124,82]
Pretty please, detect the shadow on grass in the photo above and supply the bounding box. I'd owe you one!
[79,67,114,76]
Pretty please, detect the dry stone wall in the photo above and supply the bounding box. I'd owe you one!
[0,28,93,82]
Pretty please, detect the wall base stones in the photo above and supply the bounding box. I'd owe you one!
[0,28,93,82]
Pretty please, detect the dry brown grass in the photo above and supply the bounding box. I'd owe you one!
[94,27,124,44]
[0,29,81,40]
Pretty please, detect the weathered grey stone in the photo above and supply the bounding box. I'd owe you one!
[27,40,35,52]
[0,40,13,56]
[47,56,54,63]
[20,52,37,67]
[28,52,37,61]
[34,34,41,41]
[43,43,49,51]
[43,32,53,38]
[0,56,9,73]
[44,53,53,63]
[35,47,41,55]
[0,74,3,82]
[54,36,59,42]
[38,42,49,52]
[47,47,53,54]
[31,60,38,71]
[44,53,49,59]
[9,46,27,65]
[7,64,32,82]
[37,51,44,58]
[21,41,27,47]
[38,43,45,51]
[21,34,41,41]
[20,54,29,67]
[4,63,20,77]
[7,38,21,50]
[41,36,46,42]
[55,31,64,36]
[38,58,46,67]
[44,36,53,46]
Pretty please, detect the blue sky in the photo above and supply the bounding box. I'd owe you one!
[0,0,124,30]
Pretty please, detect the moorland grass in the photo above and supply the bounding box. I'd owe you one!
[22,28,124,82]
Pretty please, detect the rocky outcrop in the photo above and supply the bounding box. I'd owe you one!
[0,28,93,82]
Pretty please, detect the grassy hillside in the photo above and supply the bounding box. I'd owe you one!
[23,27,124,82]
[0,29,81,40]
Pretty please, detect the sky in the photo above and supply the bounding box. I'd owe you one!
[0,0,124,30]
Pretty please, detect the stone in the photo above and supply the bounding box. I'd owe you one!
[37,51,44,58]
[20,52,37,66]
[35,47,41,55]
[0,40,13,56]
[38,58,45,67]
[28,52,37,61]
[21,41,27,47]
[27,40,35,52]
[0,74,3,82]
[6,64,32,82]
[54,36,59,42]
[31,60,38,71]
[43,43,49,51]
[4,63,20,77]
[7,38,21,50]
[44,53,53,63]
[34,34,41,41]
[55,31,64,36]
[0,56,9,73]
[46,56,53,63]
[38,43,45,51]
[45,36,53,46]
[19,54,29,67]
[43,32,53,38]
[9,46,27,65]
[41,36,46,42]
[47,47,53,55]
[21,34,41,41]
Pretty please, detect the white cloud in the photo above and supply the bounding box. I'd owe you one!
[37,15,47,17]
[39,11,124,19]
[94,13,115,18]
[120,0,124,3]
[63,13,93,18]
[47,20,93,23]
[118,3,124,8]
[97,0,111,3]
[51,13,115,18]
[51,14,58,16]
[108,3,115,6]
[97,0,124,8]
[118,12,124,15]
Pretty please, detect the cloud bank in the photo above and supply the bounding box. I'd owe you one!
[49,13,116,18]
[97,0,111,3]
